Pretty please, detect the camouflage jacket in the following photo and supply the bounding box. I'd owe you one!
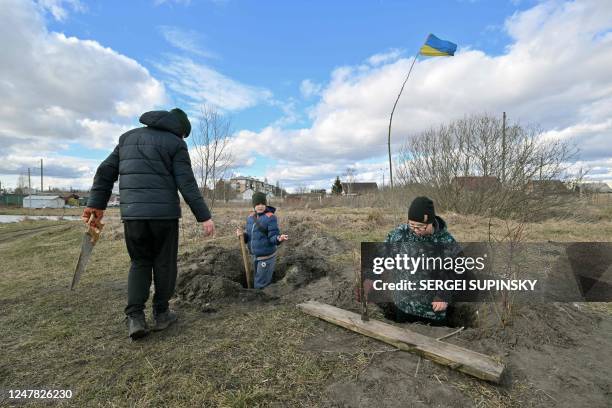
[384,216,458,321]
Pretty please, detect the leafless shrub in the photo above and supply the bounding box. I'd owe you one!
[395,113,579,218]
[366,208,385,225]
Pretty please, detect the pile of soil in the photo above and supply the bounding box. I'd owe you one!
[174,221,348,307]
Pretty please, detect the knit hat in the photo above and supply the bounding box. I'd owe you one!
[408,196,435,224]
[170,108,191,138]
[252,192,267,207]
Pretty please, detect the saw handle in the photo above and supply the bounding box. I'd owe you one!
[86,213,103,244]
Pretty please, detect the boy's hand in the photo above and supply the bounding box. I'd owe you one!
[236,228,243,237]
[202,219,215,237]
[277,234,288,242]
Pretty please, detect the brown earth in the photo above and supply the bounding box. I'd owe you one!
[1,204,610,407]
[172,210,612,408]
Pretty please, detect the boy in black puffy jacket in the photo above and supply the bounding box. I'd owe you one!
[236,192,288,288]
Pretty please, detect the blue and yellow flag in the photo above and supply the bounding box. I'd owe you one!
[419,34,457,57]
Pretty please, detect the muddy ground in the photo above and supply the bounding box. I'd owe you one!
[173,215,611,407]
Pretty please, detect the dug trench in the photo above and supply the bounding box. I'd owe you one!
[174,220,351,308]
[173,222,611,407]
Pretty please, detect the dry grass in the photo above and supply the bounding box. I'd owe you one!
[1,201,610,406]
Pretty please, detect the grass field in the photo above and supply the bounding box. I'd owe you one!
[1,204,611,407]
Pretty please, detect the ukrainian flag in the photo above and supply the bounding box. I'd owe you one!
[419,34,457,57]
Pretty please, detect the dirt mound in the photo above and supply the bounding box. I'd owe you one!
[175,225,345,306]
[179,245,246,285]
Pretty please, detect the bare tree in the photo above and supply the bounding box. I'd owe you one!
[344,167,356,195]
[295,183,308,194]
[190,105,235,207]
[395,113,578,218]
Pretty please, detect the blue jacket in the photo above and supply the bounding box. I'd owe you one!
[244,206,282,257]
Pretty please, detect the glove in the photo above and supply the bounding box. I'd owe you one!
[81,207,105,229]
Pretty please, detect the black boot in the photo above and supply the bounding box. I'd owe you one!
[127,313,149,340]
[152,310,178,332]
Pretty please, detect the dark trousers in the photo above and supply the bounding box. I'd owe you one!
[380,302,448,327]
[123,220,179,317]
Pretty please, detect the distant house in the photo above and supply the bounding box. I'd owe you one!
[340,182,378,196]
[108,195,120,207]
[452,176,501,191]
[526,180,569,195]
[63,193,80,206]
[577,182,612,194]
[1,193,24,207]
[22,195,65,209]
[242,188,255,201]
[230,176,275,195]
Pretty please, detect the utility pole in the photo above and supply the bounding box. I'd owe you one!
[40,158,43,192]
[28,167,32,208]
[501,112,506,184]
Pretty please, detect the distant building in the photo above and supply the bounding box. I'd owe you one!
[577,182,612,194]
[242,189,255,201]
[230,176,275,195]
[22,195,65,209]
[526,180,569,195]
[230,176,287,199]
[0,193,24,207]
[108,195,120,207]
[452,176,501,191]
[340,182,378,196]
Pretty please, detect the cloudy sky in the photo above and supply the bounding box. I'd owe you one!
[0,0,610,192]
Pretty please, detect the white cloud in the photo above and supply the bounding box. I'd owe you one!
[159,26,217,58]
[0,0,167,188]
[300,79,323,99]
[367,48,403,66]
[155,55,272,111]
[0,152,101,191]
[154,0,192,6]
[234,0,612,187]
[36,0,84,21]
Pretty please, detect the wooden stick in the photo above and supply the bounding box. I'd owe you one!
[297,301,504,383]
[437,326,464,341]
[238,233,252,289]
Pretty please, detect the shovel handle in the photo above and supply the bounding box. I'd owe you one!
[238,233,253,289]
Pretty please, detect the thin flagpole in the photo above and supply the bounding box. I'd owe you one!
[387,52,418,189]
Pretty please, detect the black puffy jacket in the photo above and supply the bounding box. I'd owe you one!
[87,110,211,222]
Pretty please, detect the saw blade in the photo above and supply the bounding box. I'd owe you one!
[70,230,95,290]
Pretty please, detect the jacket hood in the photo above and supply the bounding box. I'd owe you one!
[139,110,190,138]
[252,206,276,215]
[432,215,447,235]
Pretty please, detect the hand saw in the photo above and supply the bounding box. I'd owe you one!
[70,213,104,290]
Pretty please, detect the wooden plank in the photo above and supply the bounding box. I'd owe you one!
[297,300,504,383]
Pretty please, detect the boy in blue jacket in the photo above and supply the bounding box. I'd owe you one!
[236,192,288,288]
